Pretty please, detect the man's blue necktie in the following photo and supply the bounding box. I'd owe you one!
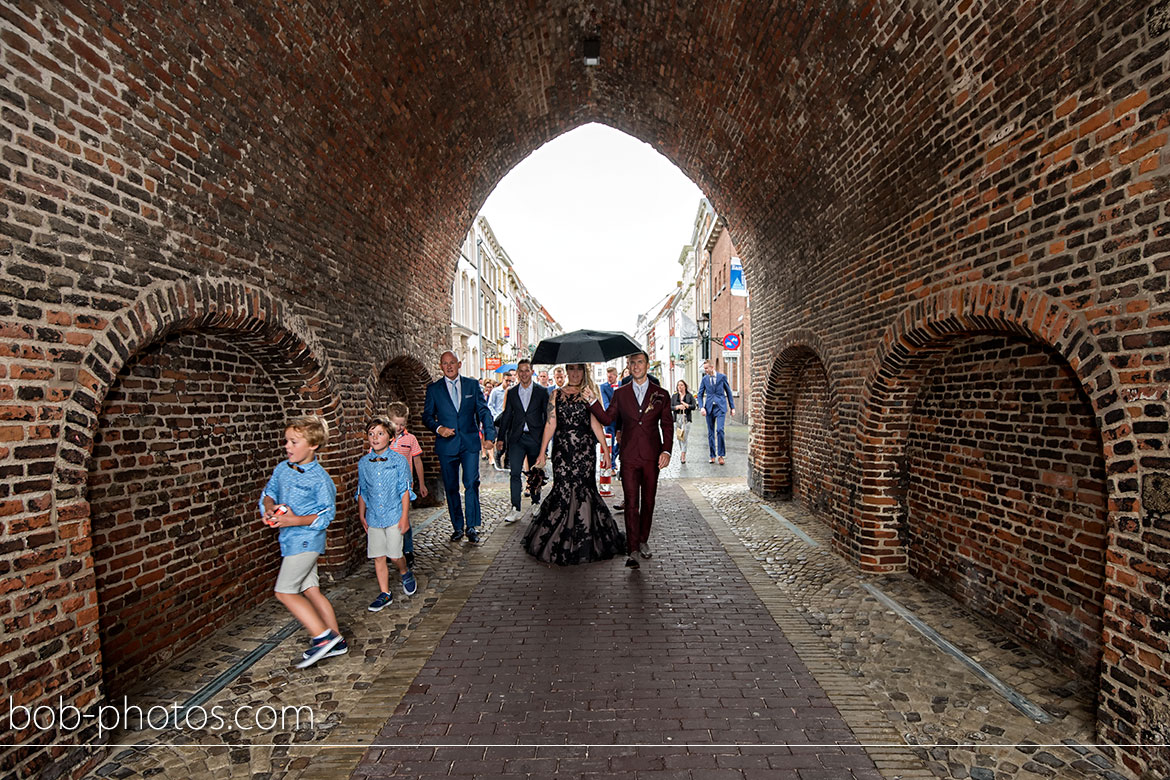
[448,379,461,412]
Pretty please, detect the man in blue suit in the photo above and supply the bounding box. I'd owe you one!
[599,366,619,466]
[423,351,496,544]
[696,359,734,465]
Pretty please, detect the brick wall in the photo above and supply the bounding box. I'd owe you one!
[791,357,834,520]
[904,336,1108,676]
[740,4,1170,774]
[90,332,285,697]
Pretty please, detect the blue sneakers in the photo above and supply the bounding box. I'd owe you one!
[302,637,348,662]
[401,572,417,597]
[296,630,342,668]
[368,591,393,612]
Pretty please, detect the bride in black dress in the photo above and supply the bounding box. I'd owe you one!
[522,363,626,564]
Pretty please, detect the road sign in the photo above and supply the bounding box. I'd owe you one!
[722,333,740,350]
[729,257,747,297]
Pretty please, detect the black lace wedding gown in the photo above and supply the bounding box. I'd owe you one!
[522,390,626,565]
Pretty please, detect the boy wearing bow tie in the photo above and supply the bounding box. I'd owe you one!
[387,401,428,568]
[357,417,418,612]
[260,415,344,668]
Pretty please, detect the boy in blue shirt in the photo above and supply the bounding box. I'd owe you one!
[260,415,345,668]
[357,417,418,611]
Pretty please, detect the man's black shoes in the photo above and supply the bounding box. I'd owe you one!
[466,529,480,544]
[625,556,639,568]
[449,531,464,542]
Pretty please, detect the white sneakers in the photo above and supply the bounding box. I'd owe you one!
[504,508,521,523]
[639,541,652,559]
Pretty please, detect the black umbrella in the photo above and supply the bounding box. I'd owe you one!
[531,329,643,365]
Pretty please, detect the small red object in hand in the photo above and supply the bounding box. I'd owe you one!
[266,504,289,527]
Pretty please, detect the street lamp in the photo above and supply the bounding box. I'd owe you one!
[697,312,711,360]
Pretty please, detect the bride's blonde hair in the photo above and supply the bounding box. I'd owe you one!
[562,363,599,401]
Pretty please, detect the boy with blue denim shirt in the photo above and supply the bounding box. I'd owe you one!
[357,417,417,611]
[386,401,427,569]
[260,415,345,668]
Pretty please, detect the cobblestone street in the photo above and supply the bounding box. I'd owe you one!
[85,422,1136,780]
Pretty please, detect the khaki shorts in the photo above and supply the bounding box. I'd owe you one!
[367,525,405,560]
[274,551,320,594]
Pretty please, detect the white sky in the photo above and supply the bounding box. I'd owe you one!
[480,123,704,335]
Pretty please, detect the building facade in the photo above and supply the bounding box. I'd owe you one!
[451,216,561,377]
[639,199,749,423]
[704,220,750,424]
[451,230,481,374]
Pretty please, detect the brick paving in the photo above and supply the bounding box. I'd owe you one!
[80,422,1140,780]
[85,489,520,780]
[697,478,1134,780]
[352,480,886,779]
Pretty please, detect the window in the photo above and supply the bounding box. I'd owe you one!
[459,275,468,326]
[724,355,740,397]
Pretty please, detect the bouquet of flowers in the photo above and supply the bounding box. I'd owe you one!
[525,466,547,499]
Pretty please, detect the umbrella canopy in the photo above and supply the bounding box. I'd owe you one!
[531,329,643,365]
[493,362,518,374]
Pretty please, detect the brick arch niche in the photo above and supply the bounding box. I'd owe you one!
[60,278,343,699]
[369,355,441,505]
[905,334,1107,678]
[750,334,840,524]
[853,283,1114,680]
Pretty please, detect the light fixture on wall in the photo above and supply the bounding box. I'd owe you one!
[697,312,710,360]
[583,37,600,66]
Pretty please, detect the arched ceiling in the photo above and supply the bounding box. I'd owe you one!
[127,0,977,290]
[29,0,1121,328]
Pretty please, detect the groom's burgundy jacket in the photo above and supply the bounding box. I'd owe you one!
[589,381,673,465]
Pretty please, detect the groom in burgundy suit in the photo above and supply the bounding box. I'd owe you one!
[587,351,672,568]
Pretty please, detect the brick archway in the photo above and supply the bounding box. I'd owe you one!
[4,1,1169,775]
[367,353,441,506]
[54,276,343,705]
[749,329,839,504]
[850,282,1119,573]
[57,276,341,490]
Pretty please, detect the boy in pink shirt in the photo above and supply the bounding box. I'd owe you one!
[387,401,428,567]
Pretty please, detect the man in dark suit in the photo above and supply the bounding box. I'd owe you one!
[494,358,550,523]
[423,351,496,544]
[697,359,734,465]
[588,351,672,569]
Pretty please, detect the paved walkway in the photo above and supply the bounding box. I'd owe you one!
[81,420,1132,780]
[351,481,883,779]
